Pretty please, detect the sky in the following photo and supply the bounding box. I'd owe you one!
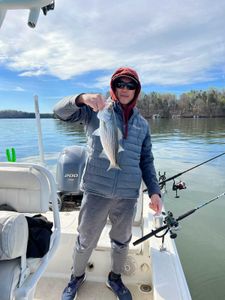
[0,0,225,113]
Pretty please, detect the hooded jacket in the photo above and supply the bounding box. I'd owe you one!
[54,68,161,199]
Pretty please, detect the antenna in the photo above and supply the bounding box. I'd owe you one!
[34,95,45,165]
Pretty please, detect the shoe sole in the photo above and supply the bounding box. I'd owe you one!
[106,281,119,300]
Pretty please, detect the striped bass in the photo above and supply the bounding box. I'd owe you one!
[94,102,124,170]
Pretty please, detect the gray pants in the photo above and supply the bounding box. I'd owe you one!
[73,192,137,277]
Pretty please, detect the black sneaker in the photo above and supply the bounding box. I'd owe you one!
[61,273,86,300]
[106,272,132,300]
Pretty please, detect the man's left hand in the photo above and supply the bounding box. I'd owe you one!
[149,194,162,214]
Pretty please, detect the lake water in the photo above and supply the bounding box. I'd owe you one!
[0,117,225,300]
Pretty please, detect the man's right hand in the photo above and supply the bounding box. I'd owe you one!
[76,94,106,112]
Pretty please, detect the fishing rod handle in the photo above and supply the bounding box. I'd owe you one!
[176,208,196,221]
[133,224,168,246]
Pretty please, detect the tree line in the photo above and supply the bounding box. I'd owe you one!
[1,88,225,119]
[137,88,225,118]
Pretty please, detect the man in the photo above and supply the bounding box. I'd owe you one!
[54,67,162,300]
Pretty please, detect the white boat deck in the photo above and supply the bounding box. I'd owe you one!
[34,208,152,299]
[34,277,153,300]
[33,198,191,300]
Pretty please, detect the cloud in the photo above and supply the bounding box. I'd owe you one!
[14,86,26,92]
[0,81,26,92]
[0,0,225,88]
[19,69,46,77]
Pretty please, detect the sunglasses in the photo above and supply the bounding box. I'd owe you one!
[115,81,137,90]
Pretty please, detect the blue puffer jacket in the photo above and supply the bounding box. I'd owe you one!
[53,95,161,199]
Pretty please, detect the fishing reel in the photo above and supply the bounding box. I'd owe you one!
[158,171,186,198]
[172,180,186,198]
[133,191,225,251]
[164,211,179,239]
[154,212,180,238]
[153,211,181,251]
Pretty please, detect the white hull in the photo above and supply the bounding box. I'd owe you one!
[0,162,191,300]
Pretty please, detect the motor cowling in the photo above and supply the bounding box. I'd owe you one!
[56,145,87,195]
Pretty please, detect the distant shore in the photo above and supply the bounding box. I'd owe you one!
[0,110,53,119]
[0,108,224,119]
[1,110,225,119]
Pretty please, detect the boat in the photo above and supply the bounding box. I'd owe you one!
[0,154,192,300]
[0,94,191,300]
[152,114,161,119]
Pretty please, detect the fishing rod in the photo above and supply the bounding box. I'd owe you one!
[143,151,225,196]
[133,191,225,246]
[159,151,225,186]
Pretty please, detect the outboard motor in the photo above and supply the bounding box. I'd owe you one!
[56,145,87,210]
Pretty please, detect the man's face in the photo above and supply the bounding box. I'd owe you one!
[115,77,136,106]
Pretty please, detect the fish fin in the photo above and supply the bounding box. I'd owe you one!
[92,128,100,136]
[99,150,108,158]
[117,128,124,152]
[118,145,124,153]
[107,163,121,171]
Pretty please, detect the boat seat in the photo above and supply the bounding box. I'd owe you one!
[97,224,142,254]
[0,259,21,300]
[0,163,60,300]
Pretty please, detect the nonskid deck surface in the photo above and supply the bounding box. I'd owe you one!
[34,197,190,300]
[35,208,152,300]
[34,277,153,300]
